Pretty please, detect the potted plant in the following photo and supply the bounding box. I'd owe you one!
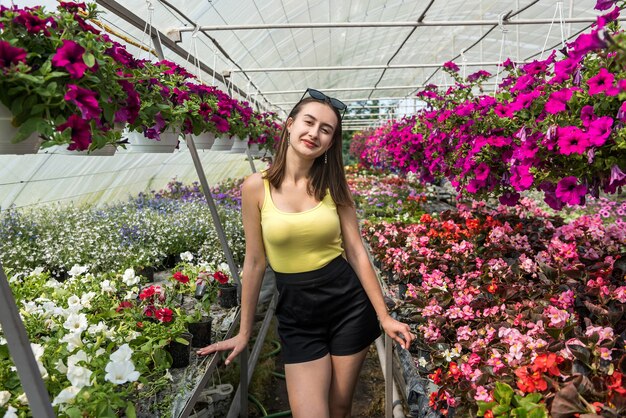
[211,266,238,309]
[0,3,129,154]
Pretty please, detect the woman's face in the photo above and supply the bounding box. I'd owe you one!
[287,101,338,160]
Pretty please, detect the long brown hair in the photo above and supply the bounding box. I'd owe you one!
[264,97,354,207]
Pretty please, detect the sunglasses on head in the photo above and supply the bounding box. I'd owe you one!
[299,88,347,119]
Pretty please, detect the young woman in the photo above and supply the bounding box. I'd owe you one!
[198,89,415,418]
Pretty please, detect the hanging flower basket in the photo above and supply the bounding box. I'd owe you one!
[125,130,179,153]
[248,143,262,157]
[230,135,248,154]
[0,103,42,155]
[211,135,234,151]
[190,132,216,150]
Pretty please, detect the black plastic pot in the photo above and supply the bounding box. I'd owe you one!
[166,332,192,368]
[188,318,212,348]
[137,266,155,282]
[217,284,238,309]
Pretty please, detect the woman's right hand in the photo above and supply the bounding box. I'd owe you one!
[196,333,249,365]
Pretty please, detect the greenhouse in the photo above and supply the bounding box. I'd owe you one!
[0,0,625,417]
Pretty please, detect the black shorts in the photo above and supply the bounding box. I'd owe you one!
[274,256,381,364]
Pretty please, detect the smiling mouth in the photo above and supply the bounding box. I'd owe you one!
[302,139,318,148]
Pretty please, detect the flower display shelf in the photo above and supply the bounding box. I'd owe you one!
[210,136,234,151]
[125,130,180,154]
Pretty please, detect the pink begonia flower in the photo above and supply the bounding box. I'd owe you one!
[587,68,617,96]
[615,286,626,303]
[474,386,493,402]
[56,115,92,151]
[545,88,573,114]
[64,85,101,120]
[557,126,589,155]
[587,116,613,147]
[544,305,570,328]
[51,40,89,79]
[0,40,27,68]
[598,347,612,361]
[556,176,587,205]
[585,326,614,343]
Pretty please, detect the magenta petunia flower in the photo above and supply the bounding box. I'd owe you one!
[552,58,579,81]
[557,126,589,155]
[64,84,101,120]
[57,114,92,151]
[510,91,541,112]
[580,105,597,127]
[494,103,514,118]
[595,0,616,11]
[568,31,606,60]
[511,74,535,92]
[58,2,87,12]
[588,68,614,95]
[588,116,613,147]
[617,102,626,122]
[555,176,587,205]
[487,135,511,147]
[114,80,140,124]
[144,112,166,140]
[443,61,459,72]
[499,191,520,206]
[51,40,88,79]
[606,164,626,193]
[211,115,230,133]
[474,163,490,181]
[539,181,565,210]
[545,88,573,114]
[509,164,534,191]
[0,40,27,68]
[595,6,620,29]
[13,10,50,35]
[467,70,491,83]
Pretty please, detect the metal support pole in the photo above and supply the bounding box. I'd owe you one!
[185,135,241,287]
[385,333,393,418]
[229,61,525,72]
[245,149,257,174]
[227,292,278,418]
[0,264,55,418]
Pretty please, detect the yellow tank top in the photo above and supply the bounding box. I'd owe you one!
[260,176,344,273]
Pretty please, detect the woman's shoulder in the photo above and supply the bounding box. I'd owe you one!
[241,172,266,197]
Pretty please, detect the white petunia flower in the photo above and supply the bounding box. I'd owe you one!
[0,390,10,407]
[80,292,96,308]
[100,280,116,293]
[16,392,28,405]
[4,405,18,418]
[124,331,140,343]
[55,359,68,374]
[124,290,138,301]
[87,321,108,336]
[104,361,140,385]
[30,267,45,276]
[30,343,48,379]
[0,336,6,345]
[21,301,42,315]
[52,386,80,406]
[122,268,139,286]
[44,278,60,288]
[110,344,133,363]
[60,331,84,351]
[67,351,89,368]
[66,365,92,389]
[180,251,193,262]
[63,313,88,333]
[68,265,88,277]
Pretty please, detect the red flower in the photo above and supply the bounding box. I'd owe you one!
[139,285,157,300]
[115,301,133,312]
[0,40,27,68]
[487,281,498,294]
[172,271,190,284]
[51,39,88,79]
[484,411,494,418]
[447,362,462,380]
[13,11,51,35]
[155,307,173,323]
[429,368,443,385]
[607,371,626,396]
[213,271,230,284]
[56,115,92,151]
[515,366,547,393]
[143,305,156,317]
[532,353,563,377]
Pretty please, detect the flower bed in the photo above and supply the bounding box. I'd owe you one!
[355,168,626,417]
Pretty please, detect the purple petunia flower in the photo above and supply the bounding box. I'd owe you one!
[443,61,459,72]
[545,88,573,114]
[51,40,88,79]
[568,31,606,61]
[57,114,92,151]
[510,91,541,112]
[144,112,166,140]
[587,116,613,147]
[509,164,534,191]
[474,163,490,181]
[0,40,27,68]
[580,105,597,127]
[555,176,587,206]
[588,68,615,95]
[617,102,626,122]
[557,126,589,155]
[467,70,491,83]
[211,115,230,133]
[13,10,50,35]
[114,80,140,124]
[595,6,620,29]
[594,0,616,11]
[64,84,101,120]
[499,191,520,206]
[539,181,565,210]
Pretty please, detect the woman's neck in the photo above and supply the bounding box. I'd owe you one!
[283,149,314,186]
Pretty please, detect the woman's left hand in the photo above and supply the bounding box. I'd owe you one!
[380,315,416,350]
